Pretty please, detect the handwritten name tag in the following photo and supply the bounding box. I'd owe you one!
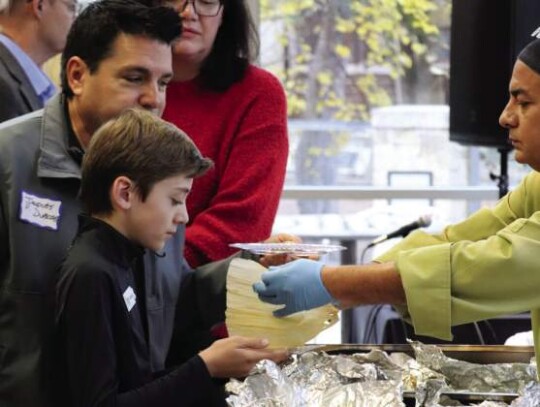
[123,286,137,312]
[20,191,62,230]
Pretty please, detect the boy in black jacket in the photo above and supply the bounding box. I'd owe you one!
[55,108,287,407]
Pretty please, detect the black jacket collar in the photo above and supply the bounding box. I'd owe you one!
[76,214,145,268]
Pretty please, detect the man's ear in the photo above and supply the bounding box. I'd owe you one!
[65,57,88,97]
[110,176,135,211]
[28,0,44,17]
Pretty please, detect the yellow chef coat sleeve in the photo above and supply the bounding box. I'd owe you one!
[373,171,540,265]
[388,172,540,340]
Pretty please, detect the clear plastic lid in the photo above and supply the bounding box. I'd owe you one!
[230,242,346,256]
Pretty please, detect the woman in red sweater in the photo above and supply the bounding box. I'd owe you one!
[162,0,289,267]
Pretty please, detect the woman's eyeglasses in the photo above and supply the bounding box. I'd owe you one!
[169,0,222,17]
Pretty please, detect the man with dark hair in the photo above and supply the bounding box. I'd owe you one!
[254,38,540,371]
[0,0,76,122]
[0,1,182,405]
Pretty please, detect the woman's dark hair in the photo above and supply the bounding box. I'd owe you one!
[61,0,182,98]
[198,0,259,91]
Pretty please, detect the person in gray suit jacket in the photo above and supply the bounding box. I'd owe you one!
[0,0,76,122]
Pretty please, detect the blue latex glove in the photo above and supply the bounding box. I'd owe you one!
[252,259,334,317]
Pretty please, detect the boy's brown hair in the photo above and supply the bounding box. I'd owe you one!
[81,108,213,215]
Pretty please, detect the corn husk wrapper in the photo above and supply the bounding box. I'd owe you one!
[226,258,339,349]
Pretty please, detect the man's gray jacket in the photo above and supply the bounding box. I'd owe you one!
[0,95,190,406]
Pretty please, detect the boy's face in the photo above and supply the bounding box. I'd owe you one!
[126,174,192,252]
[499,60,540,171]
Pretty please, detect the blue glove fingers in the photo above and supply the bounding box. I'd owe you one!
[253,277,285,305]
[260,295,285,305]
[253,259,334,316]
[253,271,280,292]
[261,269,282,285]
[252,281,266,294]
[273,306,293,318]
[256,285,286,304]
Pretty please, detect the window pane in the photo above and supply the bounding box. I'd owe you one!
[259,0,527,231]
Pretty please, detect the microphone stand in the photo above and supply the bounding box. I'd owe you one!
[489,147,511,199]
[363,147,510,260]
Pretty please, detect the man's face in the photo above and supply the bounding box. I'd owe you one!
[67,33,173,145]
[126,174,192,252]
[499,60,540,171]
[39,0,77,55]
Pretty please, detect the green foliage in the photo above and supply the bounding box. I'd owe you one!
[261,0,449,121]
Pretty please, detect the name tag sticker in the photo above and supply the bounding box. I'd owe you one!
[19,191,61,230]
[123,286,137,312]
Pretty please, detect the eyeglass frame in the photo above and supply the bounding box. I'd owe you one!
[176,0,223,17]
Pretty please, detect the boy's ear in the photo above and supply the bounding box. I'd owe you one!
[110,176,135,210]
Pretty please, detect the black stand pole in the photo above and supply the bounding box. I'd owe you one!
[489,148,511,199]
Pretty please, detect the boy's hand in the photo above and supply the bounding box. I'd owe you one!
[199,336,288,378]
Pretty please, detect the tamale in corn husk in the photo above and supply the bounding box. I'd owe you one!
[226,258,339,348]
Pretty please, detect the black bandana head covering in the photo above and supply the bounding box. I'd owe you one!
[518,39,540,75]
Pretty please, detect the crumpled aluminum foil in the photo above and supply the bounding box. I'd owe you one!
[510,382,540,406]
[415,378,449,406]
[411,342,536,393]
[226,359,299,406]
[388,351,446,392]
[226,353,404,406]
[226,343,538,407]
[314,380,404,406]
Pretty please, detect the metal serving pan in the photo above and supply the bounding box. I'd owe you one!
[311,344,536,405]
[316,343,535,363]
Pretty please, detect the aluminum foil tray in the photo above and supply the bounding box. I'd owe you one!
[317,343,536,405]
[227,343,537,406]
[317,343,535,364]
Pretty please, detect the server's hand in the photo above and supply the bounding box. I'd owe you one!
[258,233,307,267]
[252,259,333,317]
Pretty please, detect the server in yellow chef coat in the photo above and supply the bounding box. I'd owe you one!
[254,37,540,370]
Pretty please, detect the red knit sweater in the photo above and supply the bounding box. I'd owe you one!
[163,65,288,267]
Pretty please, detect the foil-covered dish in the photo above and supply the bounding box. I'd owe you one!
[226,342,538,406]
